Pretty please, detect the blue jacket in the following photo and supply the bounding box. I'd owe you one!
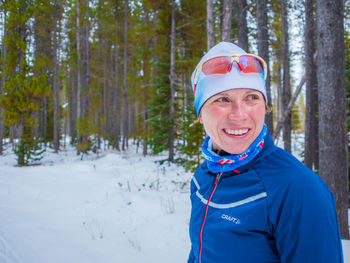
[188,133,343,263]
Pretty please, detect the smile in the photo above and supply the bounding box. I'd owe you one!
[224,128,249,136]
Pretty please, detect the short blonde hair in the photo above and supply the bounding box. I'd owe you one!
[265,104,272,113]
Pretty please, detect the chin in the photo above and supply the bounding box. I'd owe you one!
[223,146,249,155]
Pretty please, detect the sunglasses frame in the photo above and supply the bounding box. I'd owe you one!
[193,53,268,87]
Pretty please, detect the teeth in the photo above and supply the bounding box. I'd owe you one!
[225,128,248,135]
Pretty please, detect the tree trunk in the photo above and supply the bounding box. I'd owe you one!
[273,74,306,141]
[236,0,248,51]
[256,0,273,133]
[103,47,110,136]
[43,97,48,143]
[129,101,135,139]
[221,0,233,42]
[0,11,7,155]
[316,0,349,239]
[168,0,176,163]
[122,0,129,151]
[281,0,291,152]
[63,75,69,148]
[276,64,282,134]
[112,41,120,151]
[69,69,77,144]
[83,0,90,136]
[33,3,52,144]
[207,0,215,50]
[142,105,147,156]
[141,11,151,156]
[53,5,60,153]
[76,0,90,152]
[96,17,103,149]
[76,0,82,126]
[304,0,319,171]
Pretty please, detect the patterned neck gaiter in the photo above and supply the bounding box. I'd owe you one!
[202,124,268,173]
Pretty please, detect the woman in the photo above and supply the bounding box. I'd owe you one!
[187,42,343,263]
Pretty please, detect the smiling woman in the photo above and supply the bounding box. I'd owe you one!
[199,89,266,154]
[187,42,344,263]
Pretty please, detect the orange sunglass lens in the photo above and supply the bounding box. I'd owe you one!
[238,55,264,74]
[202,56,232,75]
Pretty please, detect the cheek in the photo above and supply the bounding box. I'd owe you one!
[250,106,266,124]
[201,106,225,132]
[204,105,227,117]
[201,106,225,124]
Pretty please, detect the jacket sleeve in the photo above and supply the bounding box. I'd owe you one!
[270,173,344,263]
[187,178,196,263]
[187,247,195,263]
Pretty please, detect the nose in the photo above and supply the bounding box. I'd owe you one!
[227,101,246,121]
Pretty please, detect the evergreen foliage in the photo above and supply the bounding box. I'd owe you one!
[178,106,204,172]
[0,0,49,165]
[0,0,347,175]
[270,0,282,127]
[291,103,301,132]
[146,0,176,156]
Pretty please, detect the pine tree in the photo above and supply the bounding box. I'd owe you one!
[281,0,291,152]
[256,0,273,133]
[237,0,248,51]
[317,0,349,238]
[0,7,7,155]
[168,0,177,162]
[33,0,52,143]
[177,0,206,170]
[52,1,63,152]
[121,0,129,151]
[76,0,93,154]
[64,0,79,145]
[221,0,233,42]
[146,0,177,161]
[207,0,215,50]
[270,0,283,132]
[1,0,49,165]
[127,0,155,155]
[304,0,318,170]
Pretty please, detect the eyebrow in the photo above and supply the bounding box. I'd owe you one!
[216,92,229,96]
[218,90,260,96]
[243,90,260,94]
[212,90,261,100]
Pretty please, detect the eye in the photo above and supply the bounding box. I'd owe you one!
[246,94,260,101]
[216,97,230,103]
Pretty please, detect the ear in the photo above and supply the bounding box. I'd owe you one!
[198,113,203,124]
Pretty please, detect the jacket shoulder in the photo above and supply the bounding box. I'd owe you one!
[255,146,326,188]
[253,148,342,262]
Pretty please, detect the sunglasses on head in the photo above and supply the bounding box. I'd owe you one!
[193,54,267,93]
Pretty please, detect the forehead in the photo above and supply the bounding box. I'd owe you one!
[212,88,262,97]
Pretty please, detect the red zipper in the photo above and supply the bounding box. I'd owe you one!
[198,172,222,263]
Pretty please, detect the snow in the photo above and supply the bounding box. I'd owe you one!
[0,145,192,263]
[0,144,350,263]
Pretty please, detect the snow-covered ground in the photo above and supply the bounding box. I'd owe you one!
[0,144,349,263]
[0,145,192,263]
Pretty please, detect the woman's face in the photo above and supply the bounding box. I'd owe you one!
[199,88,266,154]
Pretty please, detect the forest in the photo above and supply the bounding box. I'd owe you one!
[0,0,349,237]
